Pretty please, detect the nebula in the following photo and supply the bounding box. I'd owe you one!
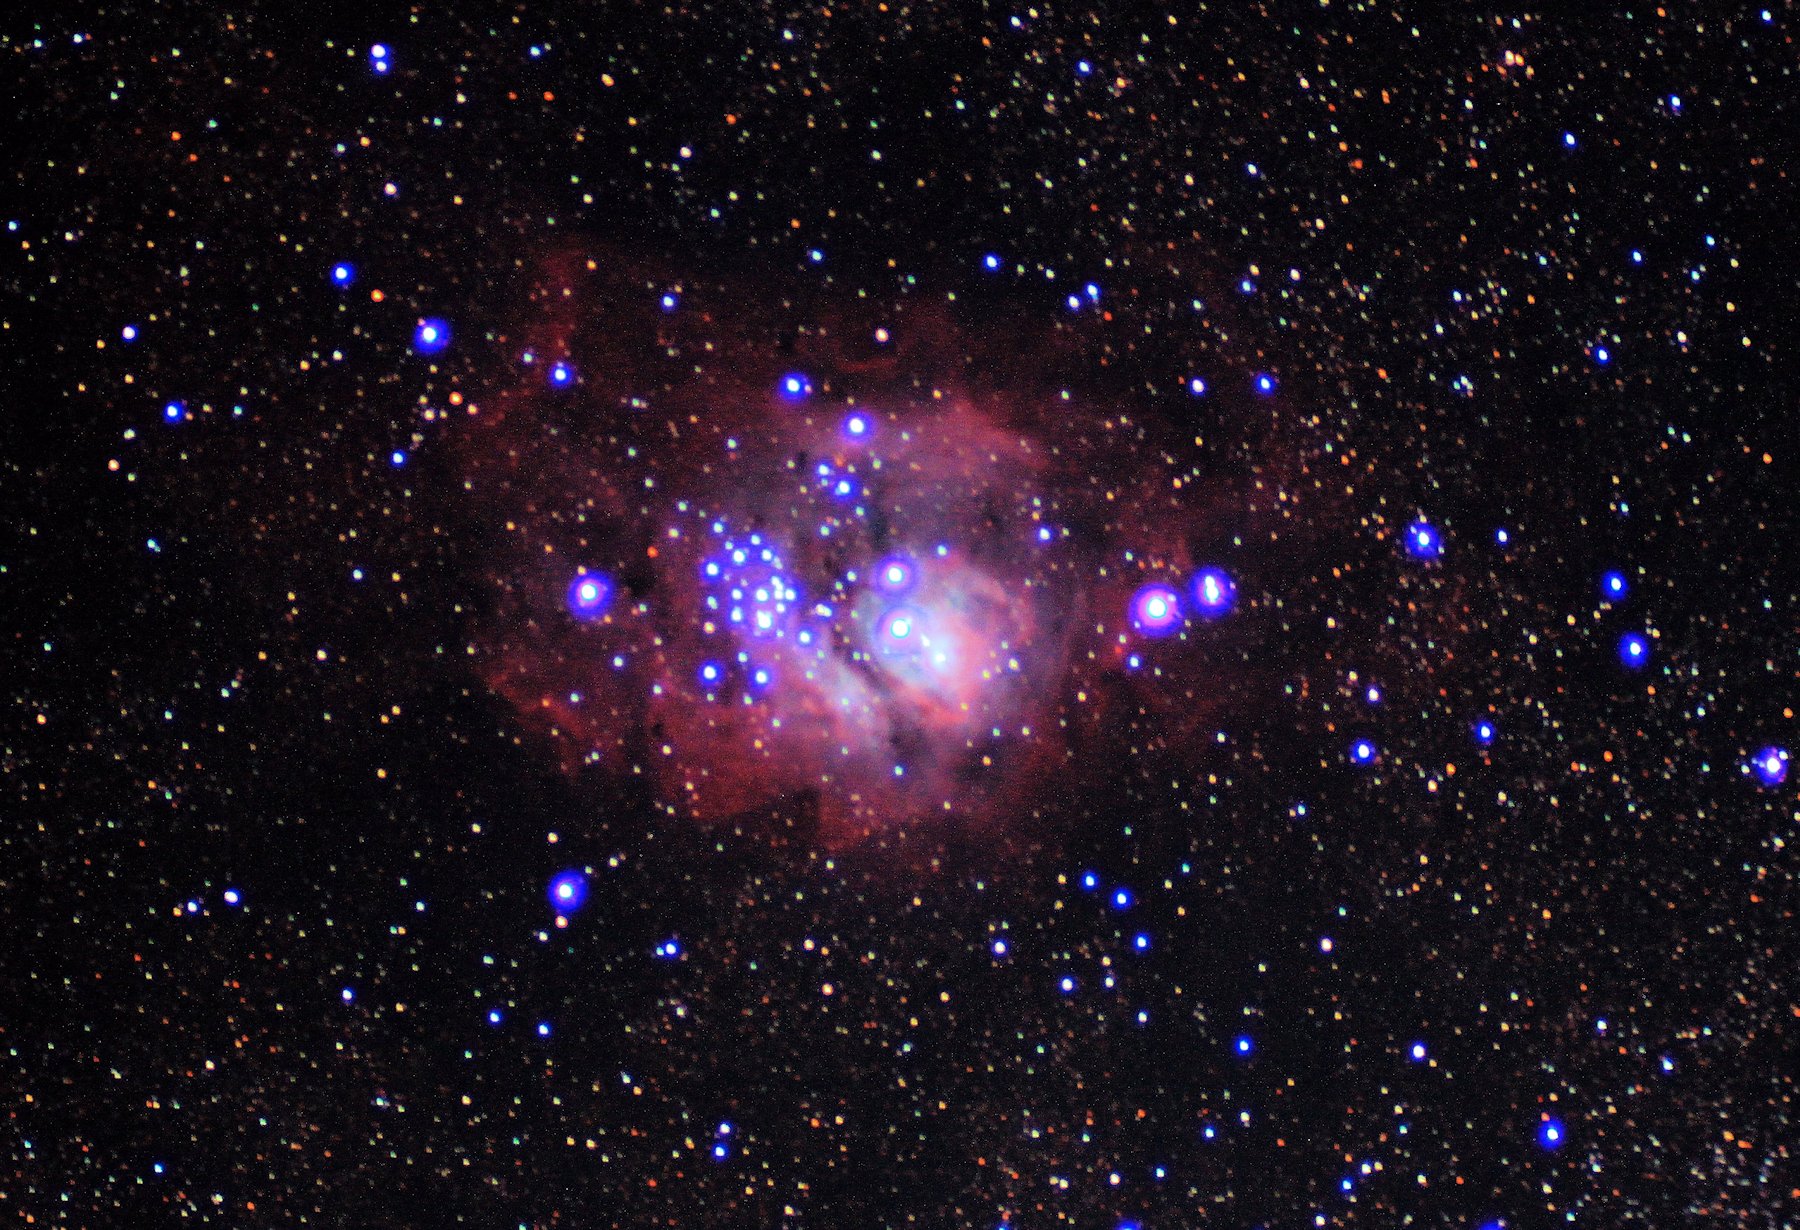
[457,246,1309,843]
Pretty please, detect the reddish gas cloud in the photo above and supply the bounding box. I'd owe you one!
[455,245,1309,845]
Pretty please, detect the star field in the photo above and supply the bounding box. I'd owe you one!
[4,5,1798,1228]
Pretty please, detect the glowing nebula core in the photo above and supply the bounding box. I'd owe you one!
[461,248,1301,843]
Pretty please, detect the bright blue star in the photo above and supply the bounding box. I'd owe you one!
[163,400,185,423]
[879,608,922,650]
[1405,521,1443,558]
[548,871,589,913]
[982,252,1002,271]
[874,556,917,594]
[1129,584,1182,636]
[566,571,612,620]
[1234,1035,1254,1055]
[1253,372,1277,395]
[778,373,811,401]
[1538,1119,1565,1150]
[1349,739,1377,766]
[330,262,356,287]
[413,318,450,355]
[1618,632,1650,668]
[548,361,575,387]
[1473,718,1497,747]
[1752,746,1789,787]
[1191,567,1235,618]
[1601,570,1628,601]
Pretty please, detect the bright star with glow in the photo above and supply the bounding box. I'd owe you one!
[982,253,1002,271]
[1190,567,1235,618]
[1601,570,1628,601]
[778,373,812,400]
[1752,746,1788,787]
[1234,1035,1254,1055]
[1349,739,1377,766]
[1253,372,1277,395]
[1538,1119,1565,1150]
[548,361,574,387]
[1405,521,1443,558]
[1129,583,1182,636]
[413,318,450,354]
[163,400,184,423]
[1187,376,1207,396]
[566,571,612,620]
[874,556,917,594]
[1473,718,1497,746]
[548,871,589,913]
[1618,632,1650,668]
[880,608,920,648]
[330,262,355,287]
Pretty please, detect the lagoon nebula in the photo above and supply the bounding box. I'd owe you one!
[468,251,1303,842]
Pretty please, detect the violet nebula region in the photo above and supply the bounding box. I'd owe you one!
[466,253,1289,842]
